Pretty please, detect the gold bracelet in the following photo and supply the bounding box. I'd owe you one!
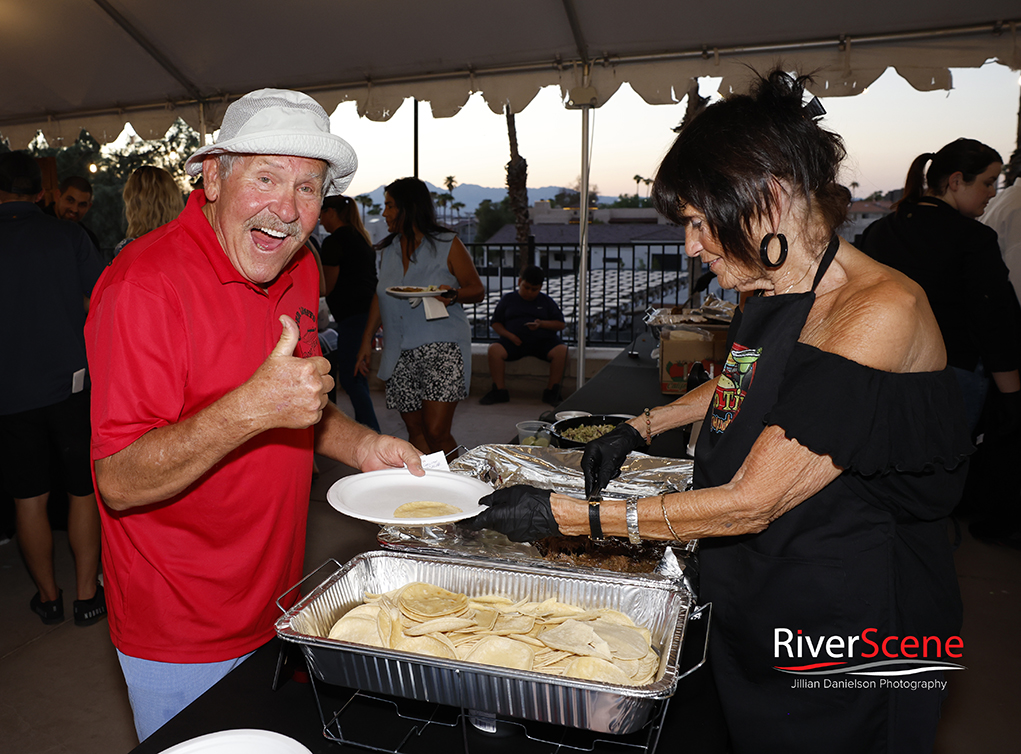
[643,407,653,444]
[660,495,680,540]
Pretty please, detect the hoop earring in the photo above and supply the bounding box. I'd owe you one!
[759,233,788,268]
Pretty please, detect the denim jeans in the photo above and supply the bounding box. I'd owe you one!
[117,649,254,741]
[329,312,381,432]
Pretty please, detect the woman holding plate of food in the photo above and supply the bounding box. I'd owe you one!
[356,177,484,455]
[465,70,971,753]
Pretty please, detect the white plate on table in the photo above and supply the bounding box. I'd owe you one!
[385,286,444,299]
[327,468,491,525]
[158,729,311,753]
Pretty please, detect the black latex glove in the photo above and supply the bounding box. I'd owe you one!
[461,485,561,542]
[580,422,647,499]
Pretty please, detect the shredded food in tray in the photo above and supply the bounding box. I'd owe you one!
[559,424,617,443]
[323,581,658,685]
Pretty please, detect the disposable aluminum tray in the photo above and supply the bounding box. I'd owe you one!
[275,550,693,735]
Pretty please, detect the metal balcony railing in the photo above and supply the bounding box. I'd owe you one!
[463,240,737,346]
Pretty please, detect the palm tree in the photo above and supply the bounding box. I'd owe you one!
[451,201,465,219]
[444,176,457,196]
[642,177,652,199]
[850,181,860,200]
[355,194,374,221]
[634,174,644,198]
[435,192,451,224]
[505,105,530,268]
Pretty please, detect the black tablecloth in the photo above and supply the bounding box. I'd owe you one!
[130,631,726,754]
[544,333,690,459]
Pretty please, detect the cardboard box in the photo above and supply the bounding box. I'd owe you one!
[659,325,729,394]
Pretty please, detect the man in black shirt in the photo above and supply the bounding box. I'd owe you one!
[45,175,102,253]
[480,265,568,406]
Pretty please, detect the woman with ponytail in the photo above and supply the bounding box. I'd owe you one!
[861,139,1019,433]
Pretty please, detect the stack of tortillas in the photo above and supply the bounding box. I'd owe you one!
[325,581,659,686]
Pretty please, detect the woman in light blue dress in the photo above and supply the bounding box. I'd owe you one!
[356,178,484,455]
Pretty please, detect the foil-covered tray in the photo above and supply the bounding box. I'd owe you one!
[376,444,698,594]
[275,551,693,734]
[448,443,693,499]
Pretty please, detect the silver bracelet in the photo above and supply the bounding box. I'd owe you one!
[625,496,641,544]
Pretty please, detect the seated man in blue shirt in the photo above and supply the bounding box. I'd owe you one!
[480,265,568,406]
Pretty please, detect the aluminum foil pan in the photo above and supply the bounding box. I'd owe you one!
[275,551,692,734]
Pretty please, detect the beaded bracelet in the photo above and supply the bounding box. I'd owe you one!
[660,495,681,540]
[643,407,653,444]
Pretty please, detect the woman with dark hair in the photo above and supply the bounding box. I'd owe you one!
[356,177,484,454]
[861,138,1019,433]
[320,194,381,432]
[467,71,970,752]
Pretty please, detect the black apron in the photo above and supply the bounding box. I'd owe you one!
[694,238,946,753]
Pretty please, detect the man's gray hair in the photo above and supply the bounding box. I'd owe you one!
[217,153,245,180]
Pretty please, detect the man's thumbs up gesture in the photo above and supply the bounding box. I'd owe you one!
[247,315,335,430]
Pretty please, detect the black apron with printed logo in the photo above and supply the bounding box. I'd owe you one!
[694,238,964,754]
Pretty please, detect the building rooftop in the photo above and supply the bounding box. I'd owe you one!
[487,223,686,245]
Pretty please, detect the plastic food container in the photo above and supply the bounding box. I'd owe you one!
[515,420,552,446]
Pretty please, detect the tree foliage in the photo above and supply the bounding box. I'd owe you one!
[474,196,515,243]
[24,119,199,255]
[600,193,652,209]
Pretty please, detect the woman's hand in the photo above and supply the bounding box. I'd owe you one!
[580,423,647,498]
[461,485,561,542]
[354,342,372,377]
[439,285,457,307]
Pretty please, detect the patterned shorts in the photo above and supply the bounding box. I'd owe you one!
[385,342,467,414]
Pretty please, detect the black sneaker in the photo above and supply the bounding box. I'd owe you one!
[30,590,64,625]
[74,584,107,626]
[479,384,510,405]
[542,384,563,406]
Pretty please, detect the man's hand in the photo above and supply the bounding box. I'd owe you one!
[96,315,337,510]
[355,433,426,476]
[245,315,335,431]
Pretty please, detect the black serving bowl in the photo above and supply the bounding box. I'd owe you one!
[549,414,629,449]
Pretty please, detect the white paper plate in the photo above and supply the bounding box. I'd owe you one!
[327,468,492,525]
[385,286,444,299]
[158,729,311,754]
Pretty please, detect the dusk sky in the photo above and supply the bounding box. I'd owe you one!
[329,61,1020,202]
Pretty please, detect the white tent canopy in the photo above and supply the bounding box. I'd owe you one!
[2,1,1019,148]
[3,1,1018,383]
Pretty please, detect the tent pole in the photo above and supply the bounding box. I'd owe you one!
[413,98,419,178]
[577,104,591,388]
[198,101,207,147]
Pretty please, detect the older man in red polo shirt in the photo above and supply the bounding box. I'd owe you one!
[85,88,423,742]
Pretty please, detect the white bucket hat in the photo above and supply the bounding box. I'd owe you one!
[185,88,357,196]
